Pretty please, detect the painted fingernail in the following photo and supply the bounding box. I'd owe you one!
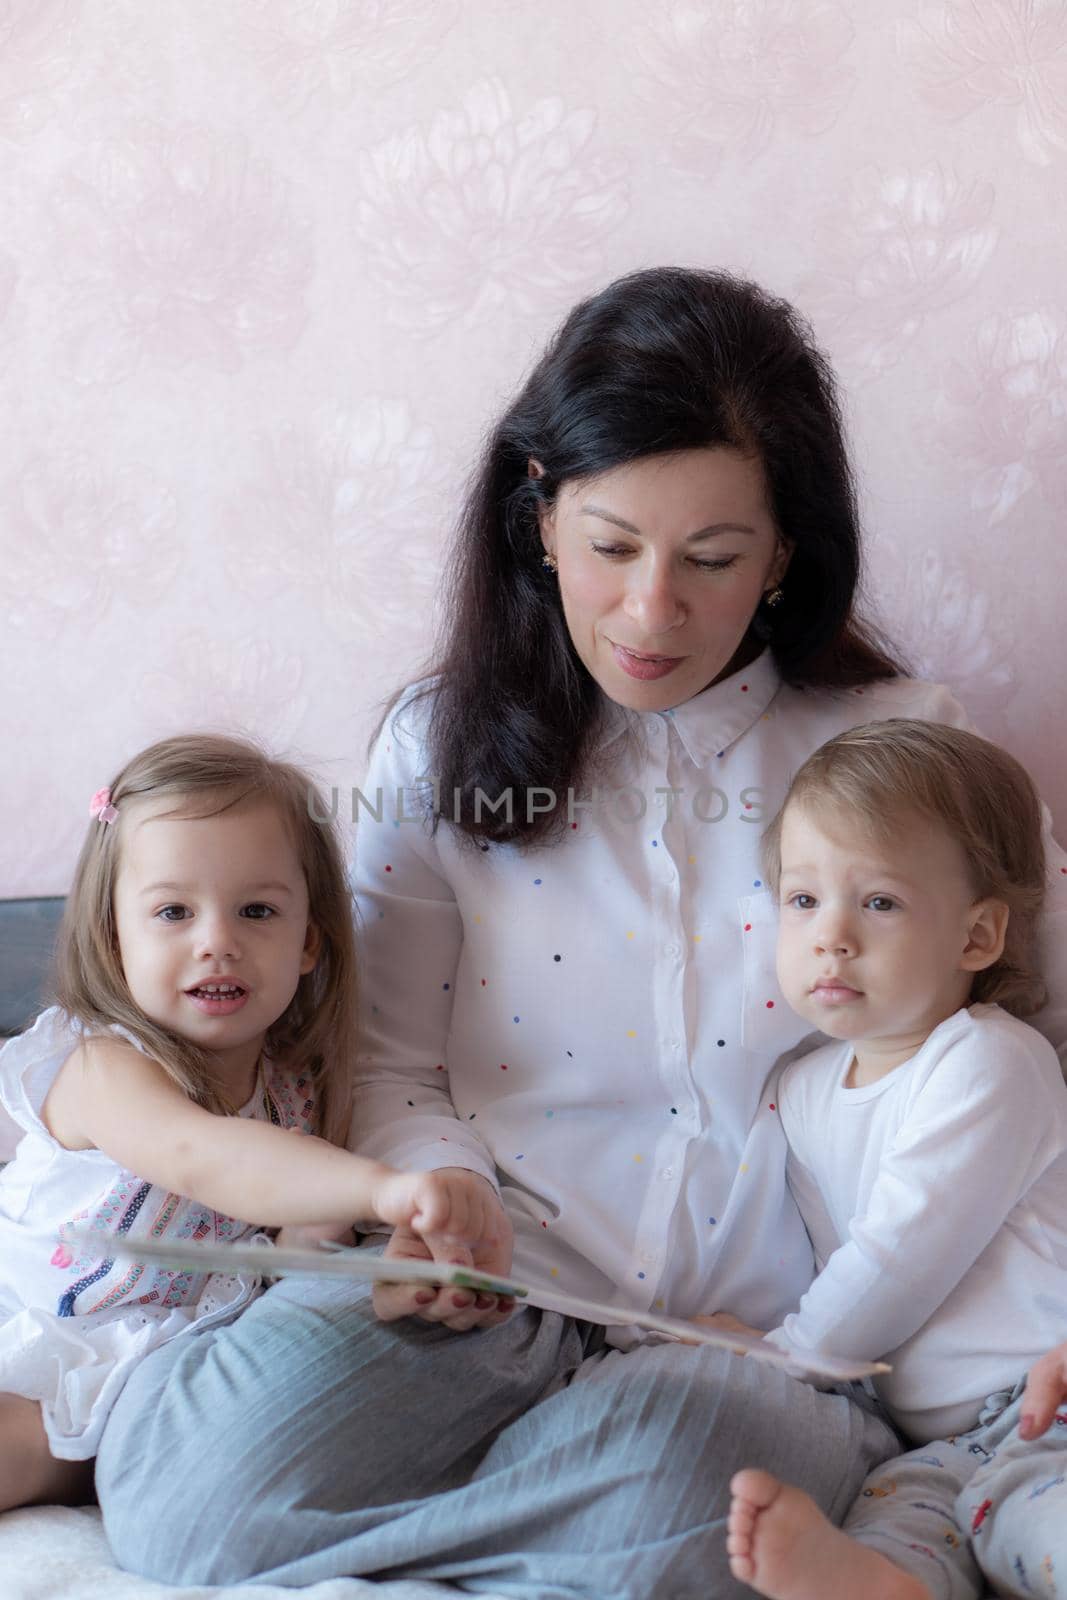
[414,1290,435,1305]
[451,1292,474,1308]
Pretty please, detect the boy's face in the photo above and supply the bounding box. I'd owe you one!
[775,801,989,1052]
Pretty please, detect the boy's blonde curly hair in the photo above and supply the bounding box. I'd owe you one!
[761,719,1047,1019]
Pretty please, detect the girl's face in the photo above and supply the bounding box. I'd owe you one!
[774,802,1005,1073]
[538,446,790,711]
[112,796,319,1093]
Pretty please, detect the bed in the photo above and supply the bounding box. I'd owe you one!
[3,1505,493,1600]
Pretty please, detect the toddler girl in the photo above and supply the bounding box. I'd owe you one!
[0,734,497,1513]
[718,719,1067,1600]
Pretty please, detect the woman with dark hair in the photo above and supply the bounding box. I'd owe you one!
[422,266,900,853]
[96,268,1067,1597]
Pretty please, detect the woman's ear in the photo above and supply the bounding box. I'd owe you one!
[299,921,322,976]
[771,537,794,588]
[959,899,1009,973]
[528,458,554,558]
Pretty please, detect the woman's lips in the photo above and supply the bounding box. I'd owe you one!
[612,644,683,681]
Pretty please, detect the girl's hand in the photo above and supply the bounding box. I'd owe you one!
[369,1165,503,1246]
[372,1170,516,1333]
[274,1221,357,1251]
[1020,1341,1067,1440]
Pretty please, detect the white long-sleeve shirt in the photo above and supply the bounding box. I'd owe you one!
[348,650,1067,1336]
[767,1006,1067,1442]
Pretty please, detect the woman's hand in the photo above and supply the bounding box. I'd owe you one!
[1020,1341,1067,1440]
[692,1312,767,1341]
[372,1169,516,1333]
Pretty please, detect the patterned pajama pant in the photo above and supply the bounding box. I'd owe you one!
[845,1382,1067,1600]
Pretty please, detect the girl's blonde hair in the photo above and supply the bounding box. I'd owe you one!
[53,734,355,1146]
[761,719,1047,1019]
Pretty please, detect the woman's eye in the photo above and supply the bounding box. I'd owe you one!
[867,896,896,912]
[241,903,275,920]
[156,905,189,923]
[692,555,739,573]
[590,542,632,559]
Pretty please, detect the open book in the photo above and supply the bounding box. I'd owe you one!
[67,1228,888,1383]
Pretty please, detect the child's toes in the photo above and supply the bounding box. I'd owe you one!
[731,1467,784,1510]
[727,1499,756,1539]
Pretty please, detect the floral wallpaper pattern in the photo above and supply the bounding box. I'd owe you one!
[2,0,1065,897]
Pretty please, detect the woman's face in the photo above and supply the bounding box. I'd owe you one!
[538,446,790,711]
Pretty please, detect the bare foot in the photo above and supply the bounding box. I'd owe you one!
[727,1469,931,1600]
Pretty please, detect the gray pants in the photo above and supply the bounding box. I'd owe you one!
[845,1383,1067,1600]
[96,1275,900,1599]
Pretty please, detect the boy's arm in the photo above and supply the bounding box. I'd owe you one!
[767,1026,1067,1363]
[50,1037,493,1240]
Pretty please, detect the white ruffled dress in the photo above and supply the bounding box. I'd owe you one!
[0,1007,316,1459]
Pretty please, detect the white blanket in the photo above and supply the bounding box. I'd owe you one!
[0,1506,503,1600]
[0,1503,1006,1599]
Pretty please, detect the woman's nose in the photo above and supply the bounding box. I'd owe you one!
[622,561,685,634]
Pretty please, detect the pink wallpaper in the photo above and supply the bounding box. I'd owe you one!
[2,0,1065,896]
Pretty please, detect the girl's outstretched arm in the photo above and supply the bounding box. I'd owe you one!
[44,1037,498,1245]
[1020,1342,1067,1439]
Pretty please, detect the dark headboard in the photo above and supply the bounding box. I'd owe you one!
[0,898,65,1037]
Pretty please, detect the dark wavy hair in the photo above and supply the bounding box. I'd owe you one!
[405,266,905,846]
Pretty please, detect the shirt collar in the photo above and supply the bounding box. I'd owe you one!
[596,648,781,769]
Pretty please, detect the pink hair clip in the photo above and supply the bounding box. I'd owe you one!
[89,787,119,825]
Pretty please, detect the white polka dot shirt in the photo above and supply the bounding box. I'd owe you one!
[349,651,1067,1333]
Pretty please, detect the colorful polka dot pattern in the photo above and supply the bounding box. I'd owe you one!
[367,651,824,1310]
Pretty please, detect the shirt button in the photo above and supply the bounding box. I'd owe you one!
[666,943,681,959]
[661,1167,674,1180]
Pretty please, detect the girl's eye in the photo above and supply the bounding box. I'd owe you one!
[787,893,817,910]
[867,896,897,912]
[241,903,275,920]
[157,905,189,923]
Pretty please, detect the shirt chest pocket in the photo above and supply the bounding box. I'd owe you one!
[739,891,804,1059]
